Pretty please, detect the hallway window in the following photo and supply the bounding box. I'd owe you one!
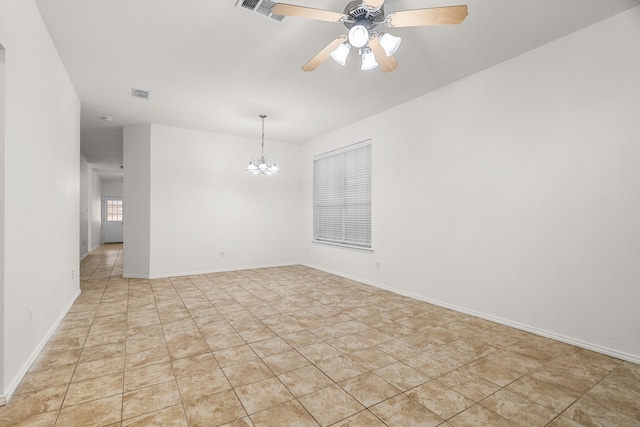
[106,199,123,222]
[313,140,371,250]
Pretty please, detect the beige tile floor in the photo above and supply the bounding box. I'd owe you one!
[1,243,639,426]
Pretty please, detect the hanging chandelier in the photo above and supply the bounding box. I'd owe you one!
[246,114,279,175]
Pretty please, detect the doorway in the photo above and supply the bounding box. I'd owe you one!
[103,196,123,243]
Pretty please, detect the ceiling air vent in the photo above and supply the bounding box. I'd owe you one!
[236,0,285,23]
[131,88,151,100]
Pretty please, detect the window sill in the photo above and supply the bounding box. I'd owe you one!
[311,240,374,253]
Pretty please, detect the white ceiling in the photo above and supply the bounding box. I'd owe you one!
[36,0,640,169]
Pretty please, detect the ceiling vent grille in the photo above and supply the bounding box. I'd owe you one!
[131,88,151,100]
[236,0,285,23]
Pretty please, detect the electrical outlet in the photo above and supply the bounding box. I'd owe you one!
[28,305,33,324]
[71,269,75,279]
[220,251,225,257]
[376,261,381,270]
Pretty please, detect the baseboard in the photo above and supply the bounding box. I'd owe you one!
[124,262,298,280]
[301,262,640,365]
[2,289,81,403]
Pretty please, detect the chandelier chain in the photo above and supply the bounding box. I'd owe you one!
[260,114,266,157]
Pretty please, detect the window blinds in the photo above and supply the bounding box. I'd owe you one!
[313,140,371,249]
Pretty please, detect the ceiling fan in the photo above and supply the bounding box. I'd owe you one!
[271,0,468,73]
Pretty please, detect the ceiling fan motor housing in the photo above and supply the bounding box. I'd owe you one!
[343,0,385,30]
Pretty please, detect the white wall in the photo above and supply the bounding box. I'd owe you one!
[0,0,81,399]
[89,167,103,251]
[124,124,301,278]
[102,178,123,198]
[79,156,89,258]
[123,125,152,277]
[301,7,640,363]
[0,43,6,395]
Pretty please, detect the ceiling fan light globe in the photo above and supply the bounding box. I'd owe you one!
[330,42,351,66]
[348,25,369,48]
[380,33,401,56]
[361,49,378,70]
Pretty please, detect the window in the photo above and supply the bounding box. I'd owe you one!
[313,140,371,250]
[106,199,123,222]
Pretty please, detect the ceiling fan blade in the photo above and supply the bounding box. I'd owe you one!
[363,0,385,9]
[302,36,347,72]
[386,5,468,28]
[271,3,346,23]
[369,36,398,73]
